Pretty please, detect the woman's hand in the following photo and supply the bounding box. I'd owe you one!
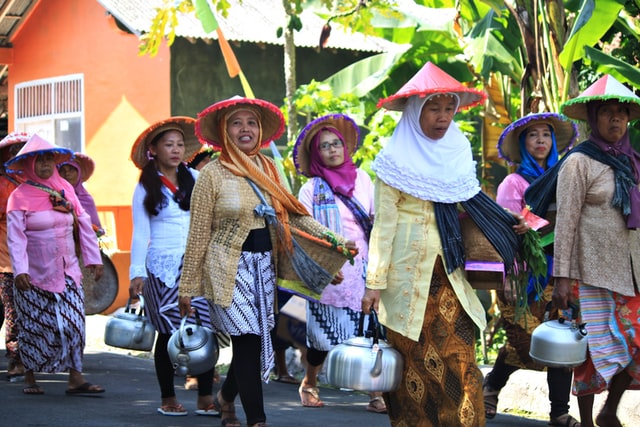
[361,288,380,314]
[129,277,144,299]
[179,296,193,318]
[14,273,31,291]
[345,240,359,256]
[87,264,104,282]
[552,277,574,310]
[331,270,344,285]
[508,210,530,235]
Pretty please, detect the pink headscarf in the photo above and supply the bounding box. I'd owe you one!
[308,127,357,197]
[7,154,84,216]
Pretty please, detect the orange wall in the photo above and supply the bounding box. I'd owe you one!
[8,0,171,246]
[7,0,172,312]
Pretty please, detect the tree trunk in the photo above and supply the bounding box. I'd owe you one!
[283,0,297,144]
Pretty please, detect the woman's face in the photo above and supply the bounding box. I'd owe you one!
[523,123,553,167]
[227,110,260,154]
[149,130,185,170]
[317,130,345,168]
[58,164,79,185]
[34,152,56,179]
[596,101,630,144]
[419,95,457,140]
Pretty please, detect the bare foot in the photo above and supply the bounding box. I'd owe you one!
[595,411,623,427]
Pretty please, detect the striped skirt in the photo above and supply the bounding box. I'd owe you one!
[209,251,276,382]
[383,257,485,427]
[143,256,212,335]
[573,283,640,395]
[14,277,85,373]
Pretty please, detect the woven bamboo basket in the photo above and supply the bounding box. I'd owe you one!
[277,228,352,301]
[459,214,503,289]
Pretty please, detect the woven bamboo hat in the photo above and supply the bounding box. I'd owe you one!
[293,113,360,177]
[377,62,486,112]
[0,131,31,163]
[58,152,96,182]
[196,96,285,149]
[561,74,640,122]
[5,134,73,175]
[497,113,578,165]
[131,116,201,169]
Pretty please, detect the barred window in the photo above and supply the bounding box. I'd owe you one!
[15,74,84,152]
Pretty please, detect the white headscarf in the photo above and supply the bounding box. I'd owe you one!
[372,94,480,203]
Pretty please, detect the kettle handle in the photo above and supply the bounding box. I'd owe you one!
[125,294,146,317]
[358,308,382,346]
[543,301,580,322]
[178,308,203,348]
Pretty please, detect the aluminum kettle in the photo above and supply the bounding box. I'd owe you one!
[167,310,219,376]
[325,309,403,392]
[529,302,588,368]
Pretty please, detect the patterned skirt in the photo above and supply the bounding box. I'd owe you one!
[306,301,360,352]
[383,257,485,427]
[496,282,556,370]
[209,251,276,382]
[143,256,212,335]
[14,277,85,373]
[0,272,20,361]
[573,283,640,395]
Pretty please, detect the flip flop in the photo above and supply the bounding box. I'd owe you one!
[272,374,300,385]
[195,403,221,417]
[65,382,105,395]
[299,386,324,408]
[23,383,45,395]
[366,396,387,414]
[157,404,188,416]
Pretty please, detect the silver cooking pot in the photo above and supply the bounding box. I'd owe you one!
[104,295,156,351]
[168,310,219,376]
[529,302,588,368]
[325,309,403,392]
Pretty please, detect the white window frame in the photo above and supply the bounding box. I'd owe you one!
[14,73,85,152]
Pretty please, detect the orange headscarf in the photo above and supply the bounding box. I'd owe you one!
[217,105,309,250]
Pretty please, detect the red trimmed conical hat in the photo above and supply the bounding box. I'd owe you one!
[377,62,486,111]
[561,74,640,121]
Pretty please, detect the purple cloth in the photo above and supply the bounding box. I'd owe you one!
[308,127,357,197]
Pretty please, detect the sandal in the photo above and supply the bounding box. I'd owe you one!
[366,396,387,414]
[272,374,300,385]
[214,392,242,427]
[23,383,45,395]
[549,413,581,427]
[482,377,499,420]
[157,404,187,416]
[299,385,324,408]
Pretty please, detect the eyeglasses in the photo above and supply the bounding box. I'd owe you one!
[318,140,344,151]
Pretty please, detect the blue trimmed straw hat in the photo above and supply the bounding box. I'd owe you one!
[377,61,486,111]
[293,113,360,177]
[561,74,640,122]
[196,96,285,149]
[131,116,202,169]
[5,134,73,176]
[497,113,578,165]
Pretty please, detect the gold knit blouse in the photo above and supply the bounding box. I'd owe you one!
[179,159,343,307]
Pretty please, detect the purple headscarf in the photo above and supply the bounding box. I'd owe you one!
[308,126,357,197]
[587,101,640,227]
[59,159,103,229]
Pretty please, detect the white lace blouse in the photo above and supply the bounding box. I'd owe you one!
[129,169,198,288]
